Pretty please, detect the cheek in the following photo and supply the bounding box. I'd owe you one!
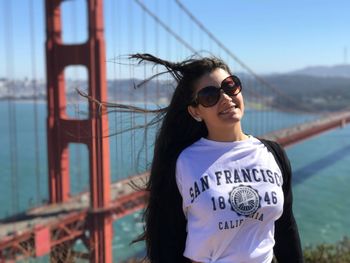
[238,94,244,106]
[237,94,245,116]
[198,107,220,123]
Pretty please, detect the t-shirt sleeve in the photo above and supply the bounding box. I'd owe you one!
[273,145,304,263]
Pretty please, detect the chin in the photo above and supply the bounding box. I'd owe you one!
[219,117,242,127]
[221,112,243,123]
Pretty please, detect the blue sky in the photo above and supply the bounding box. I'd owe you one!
[185,0,350,73]
[1,0,349,79]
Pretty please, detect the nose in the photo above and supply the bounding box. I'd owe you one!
[219,89,233,103]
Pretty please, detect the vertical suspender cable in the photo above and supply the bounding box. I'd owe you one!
[167,1,173,60]
[247,78,254,135]
[128,1,136,171]
[257,80,261,134]
[263,81,268,134]
[29,0,41,204]
[166,0,173,113]
[111,0,119,181]
[266,85,271,133]
[266,76,271,133]
[117,0,123,180]
[71,0,83,192]
[155,1,160,106]
[4,0,19,215]
[263,82,267,134]
[142,1,148,168]
[257,81,262,134]
[154,0,162,162]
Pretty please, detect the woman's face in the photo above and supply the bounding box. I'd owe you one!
[188,68,245,132]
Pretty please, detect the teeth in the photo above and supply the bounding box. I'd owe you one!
[221,105,237,114]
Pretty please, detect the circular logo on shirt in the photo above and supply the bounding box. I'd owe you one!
[229,185,261,216]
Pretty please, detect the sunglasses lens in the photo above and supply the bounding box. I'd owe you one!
[197,86,220,107]
[222,75,241,96]
[192,75,242,107]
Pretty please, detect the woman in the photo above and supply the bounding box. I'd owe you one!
[129,54,303,263]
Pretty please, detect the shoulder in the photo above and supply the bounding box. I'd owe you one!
[176,138,203,175]
[258,138,286,157]
[258,138,282,148]
[257,138,292,185]
[177,138,204,162]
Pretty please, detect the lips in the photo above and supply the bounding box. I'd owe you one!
[219,104,238,115]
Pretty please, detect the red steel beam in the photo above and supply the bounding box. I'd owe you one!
[85,0,112,262]
[0,231,35,261]
[45,0,70,204]
[0,172,149,261]
[262,112,350,148]
[278,116,349,147]
[0,214,87,261]
[0,189,147,262]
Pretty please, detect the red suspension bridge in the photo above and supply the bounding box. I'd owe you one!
[0,0,349,262]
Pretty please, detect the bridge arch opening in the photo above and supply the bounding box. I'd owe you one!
[61,0,88,44]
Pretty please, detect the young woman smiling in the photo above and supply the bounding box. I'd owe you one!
[128,54,303,263]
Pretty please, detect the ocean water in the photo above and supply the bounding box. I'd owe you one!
[288,126,350,246]
[0,101,349,262]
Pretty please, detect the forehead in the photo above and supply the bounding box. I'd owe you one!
[195,68,230,92]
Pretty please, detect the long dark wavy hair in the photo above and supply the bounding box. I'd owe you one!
[117,54,232,263]
[76,53,232,262]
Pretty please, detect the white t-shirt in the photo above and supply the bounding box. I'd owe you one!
[176,136,284,263]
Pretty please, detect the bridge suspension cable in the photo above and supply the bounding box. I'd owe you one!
[128,0,316,114]
[174,0,316,113]
[133,0,198,54]
[104,0,318,139]
[111,0,320,140]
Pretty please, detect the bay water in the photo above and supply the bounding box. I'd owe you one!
[0,101,349,262]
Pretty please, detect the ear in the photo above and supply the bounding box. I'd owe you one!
[187,105,202,122]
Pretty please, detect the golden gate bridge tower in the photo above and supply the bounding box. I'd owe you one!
[45,0,112,261]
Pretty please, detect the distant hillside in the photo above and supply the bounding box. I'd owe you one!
[1,64,349,111]
[100,75,350,111]
[255,73,350,111]
[288,64,350,78]
[262,74,350,95]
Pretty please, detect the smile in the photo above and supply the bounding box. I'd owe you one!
[219,105,238,115]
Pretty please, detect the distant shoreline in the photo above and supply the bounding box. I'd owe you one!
[0,98,169,107]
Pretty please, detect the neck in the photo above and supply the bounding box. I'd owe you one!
[206,123,248,142]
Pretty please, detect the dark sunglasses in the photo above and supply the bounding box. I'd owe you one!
[191,75,242,107]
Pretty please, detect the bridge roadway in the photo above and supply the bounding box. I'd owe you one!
[1,111,349,260]
[261,111,350,148]
[0,174,149,260]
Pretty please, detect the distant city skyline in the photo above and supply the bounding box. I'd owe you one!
[0,0,349,79]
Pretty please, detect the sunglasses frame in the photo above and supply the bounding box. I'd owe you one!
[191,75,242,108]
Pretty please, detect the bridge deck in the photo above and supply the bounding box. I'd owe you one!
[261,111,350,147]
[0,173,148,242]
